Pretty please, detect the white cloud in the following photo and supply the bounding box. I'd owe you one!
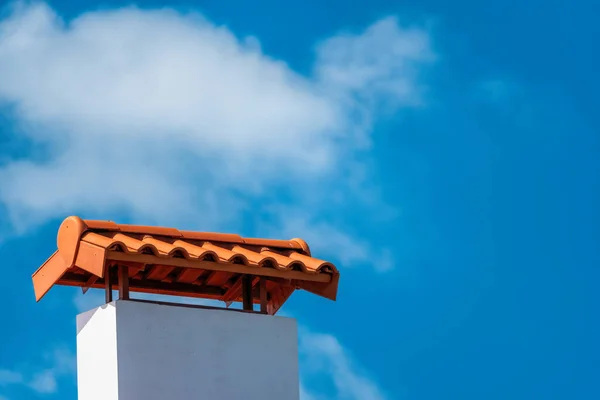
[0,1,433,269]
[300,327,388,400]
[315,16,433,108]
[1,3,428,397]
[0,347,75,395]
[273,212,395,271]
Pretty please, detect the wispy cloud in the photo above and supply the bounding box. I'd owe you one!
[0,1,433,271]
[0,346,75,395]
[299,327,388,400]
[272,212,395,272]
[0,2,430,398]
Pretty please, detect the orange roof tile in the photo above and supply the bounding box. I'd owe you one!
[32,216,339,315]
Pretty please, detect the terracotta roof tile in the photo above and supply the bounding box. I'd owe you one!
[32,216,339,315]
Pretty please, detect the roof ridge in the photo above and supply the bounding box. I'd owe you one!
[61,216,307,251]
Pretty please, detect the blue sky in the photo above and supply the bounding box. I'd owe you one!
[0,0,599,399]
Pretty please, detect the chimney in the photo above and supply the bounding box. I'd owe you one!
[32,216,340,400]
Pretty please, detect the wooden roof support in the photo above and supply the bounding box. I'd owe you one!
[108,252,331,284]
[118,265,130,300]
[259,277,267,314]
[242,275,253,311]
[105,265,113,303]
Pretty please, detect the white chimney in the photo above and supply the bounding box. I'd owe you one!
[76,300,299,400]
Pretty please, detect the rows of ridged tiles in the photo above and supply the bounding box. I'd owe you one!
[31,216,340,313]
[81,231,334,274]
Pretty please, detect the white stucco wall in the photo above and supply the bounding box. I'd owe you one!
[76,300,299,400]
[76,303,119,400]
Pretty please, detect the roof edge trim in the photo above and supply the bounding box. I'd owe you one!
[32,251,68,301]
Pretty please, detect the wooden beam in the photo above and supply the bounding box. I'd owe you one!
[126,298,262,314]
[175,268,204,284]
[197,270,216,285]
[242,275,253,311]
[58,272,226,300]
[82,275,99,294]
[125,278,225,298]
[223,275,260,306]
[106,251,331,283]
[118,265,129,300]
[259,277,268,314]
[105,266,113,303]
[222,275,244,304]
[145,265,174,281]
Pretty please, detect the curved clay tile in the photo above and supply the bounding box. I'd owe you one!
[287,252,333,273]
[171,239,217,260]
[201,242,249,264]
[230,245,279,268]
[259,249,307,271]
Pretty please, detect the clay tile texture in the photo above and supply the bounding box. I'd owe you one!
[32,216,340,315]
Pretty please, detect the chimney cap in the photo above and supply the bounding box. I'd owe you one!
[32,216,339,315]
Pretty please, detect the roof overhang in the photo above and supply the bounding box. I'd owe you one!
[32,216,340,315]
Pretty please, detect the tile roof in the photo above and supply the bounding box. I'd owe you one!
[32,216,339,314]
